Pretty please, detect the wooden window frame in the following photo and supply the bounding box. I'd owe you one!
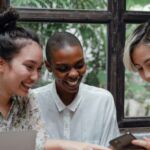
[1,0,150,128]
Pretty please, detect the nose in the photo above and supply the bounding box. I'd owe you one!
[68,68,79,79]
[30,71,40,82]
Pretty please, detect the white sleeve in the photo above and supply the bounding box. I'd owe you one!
[100,92,120,147]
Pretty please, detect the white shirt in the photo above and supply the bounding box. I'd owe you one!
[33,82,120,146]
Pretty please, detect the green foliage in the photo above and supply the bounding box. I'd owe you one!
[126,0,150,11]
[11,0,107,10]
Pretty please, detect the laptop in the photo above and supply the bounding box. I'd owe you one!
[0,130,37,150]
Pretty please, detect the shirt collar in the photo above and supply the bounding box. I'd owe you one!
[52,82,83,112]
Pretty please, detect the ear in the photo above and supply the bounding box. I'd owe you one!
[45,60,52,72]
[0,58,6,73]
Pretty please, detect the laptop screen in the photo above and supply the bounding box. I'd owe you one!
[0,130,36,150]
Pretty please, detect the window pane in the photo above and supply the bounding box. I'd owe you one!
[126,0,150,11]
[11,0,107,10]
[124,24,150,117]
[18,22,107,88]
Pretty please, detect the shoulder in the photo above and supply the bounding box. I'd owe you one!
[80,84,116,112]
[14,93,39,115]
[81,83,113,99]
[32,83,52,95]
[26,92,38,109]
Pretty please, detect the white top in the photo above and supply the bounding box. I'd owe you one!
[33,82,120,147]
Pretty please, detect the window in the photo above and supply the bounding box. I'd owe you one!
[1,0,150,128]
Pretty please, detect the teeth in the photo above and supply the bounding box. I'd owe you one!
[67,80,78,86]
[22,83,33,89]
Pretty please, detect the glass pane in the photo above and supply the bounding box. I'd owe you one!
[124,24,150,117]
[11,0,107,10]
[18,22,107,89]
[126,0,150,11]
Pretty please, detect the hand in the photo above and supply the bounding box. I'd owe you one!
[132,138,150,150]
[44,139,112,150]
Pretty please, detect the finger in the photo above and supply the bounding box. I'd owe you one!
[132,139,149,149]
[144,138,150,142]
[92,146,111,150]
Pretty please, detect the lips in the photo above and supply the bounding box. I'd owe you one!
[21,82,33,93]
[66,80,79,86]
[64,78,81,91]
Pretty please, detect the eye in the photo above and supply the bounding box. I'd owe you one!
[75,61,85,69]
[137,67,143,72]
[56,65,70,73]
[25,64,34,71]
[146,61,150,67]
[37,67,42,72]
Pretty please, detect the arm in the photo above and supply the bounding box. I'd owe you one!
[100,92,120,146]
[44,140,112,150]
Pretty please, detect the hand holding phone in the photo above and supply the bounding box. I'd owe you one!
[109,132,146,150]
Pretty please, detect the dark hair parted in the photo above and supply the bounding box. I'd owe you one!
[46,32,83,62]
[0,7,41,62]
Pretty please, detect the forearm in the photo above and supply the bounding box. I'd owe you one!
[44,139,111,150]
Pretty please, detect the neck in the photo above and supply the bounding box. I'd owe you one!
[0,93,11,105]
[58,91,77,106]
[56,84,78,106]
[0,85,12,119]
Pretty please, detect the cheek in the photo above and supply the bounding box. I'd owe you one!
[53,71,65,80]
[139,71,145,80]
[79,66,86,75]
[14,67,31,79]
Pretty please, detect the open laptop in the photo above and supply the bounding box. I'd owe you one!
[0,130,36,150]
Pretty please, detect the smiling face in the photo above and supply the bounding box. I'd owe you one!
[47,45,86,95]
[131,43,150,83]
[0,40,43,97]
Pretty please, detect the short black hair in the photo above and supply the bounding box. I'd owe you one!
[46,31,83,62]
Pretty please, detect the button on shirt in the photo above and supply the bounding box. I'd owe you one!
[33,82,120,146]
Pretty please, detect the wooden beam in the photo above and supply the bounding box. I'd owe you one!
[0,0,9,9]
[17,8,112,23]
[124,11,150,23]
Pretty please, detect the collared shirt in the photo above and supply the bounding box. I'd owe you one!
[0,93,46,150]
[33,82,120,146]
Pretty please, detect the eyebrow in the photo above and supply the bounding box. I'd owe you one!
[26,60,44,66]
[144,58,150,64]
[55,58,84,65]
[134,58,150,67]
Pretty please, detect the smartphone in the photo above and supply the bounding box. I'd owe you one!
[109,132,146,150]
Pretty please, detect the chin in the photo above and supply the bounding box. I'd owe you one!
[66,87,79,94]
[17,90,29,97]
